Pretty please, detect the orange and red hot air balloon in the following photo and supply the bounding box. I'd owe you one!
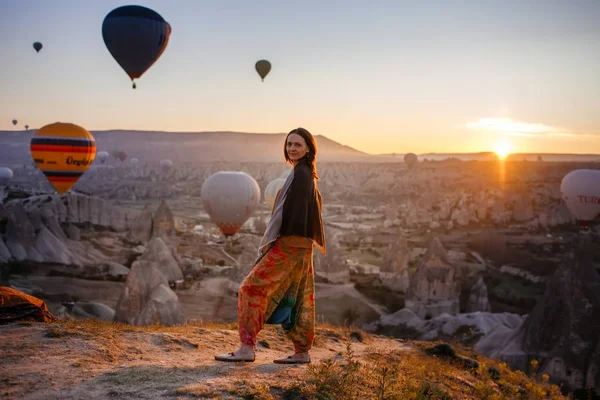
[30,122,96,194]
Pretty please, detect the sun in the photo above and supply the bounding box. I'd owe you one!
[494,140,511,160]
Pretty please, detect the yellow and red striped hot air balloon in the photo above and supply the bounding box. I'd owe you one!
[30,122,96,194]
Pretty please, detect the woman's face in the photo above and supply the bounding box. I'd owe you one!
[286,133,309,163]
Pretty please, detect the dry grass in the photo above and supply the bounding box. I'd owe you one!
[1,319,573,400]
[295,341,571,400]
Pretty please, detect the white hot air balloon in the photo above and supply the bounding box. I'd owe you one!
[96,151,109,164]
[0,167,14,185]
[160,159,173,172]
[264,177,286,210]
[201,171,261,237]
[560,169,600,226]
[130,157,140,165]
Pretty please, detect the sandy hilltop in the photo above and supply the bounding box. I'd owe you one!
[1,319,570,400]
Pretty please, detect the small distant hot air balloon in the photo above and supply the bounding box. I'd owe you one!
[24,125,29,130]
[118,151,127,162]
[160,158,173,172]
[102,5,172,89]
[560,169,600,228]
[0,167,14,185]
[201,171,261,237]
[130,157,140,165]
[404,153,418,170]
[255,60,271,82]
[12,120,17,126]
[33,42,43,53]
[264,177,286,210]
[30,122,96,194]
[96,151,109,164]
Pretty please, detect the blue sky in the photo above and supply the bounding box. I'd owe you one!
[1,0,599,154]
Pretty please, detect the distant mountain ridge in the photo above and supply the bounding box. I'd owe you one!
[0,129,372,164]
[1,129,598,164]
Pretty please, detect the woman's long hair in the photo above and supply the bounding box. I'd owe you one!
[283,127,319,179]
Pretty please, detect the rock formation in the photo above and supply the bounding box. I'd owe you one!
[151,200,175,239]
[466,277,491,313]
[405,237,461,319]
[314,230,349,284]
[128,204,154,244]
[139,237,183,283]
[481,246,600,395]
[380,234,410,292]
[114,260,185,326]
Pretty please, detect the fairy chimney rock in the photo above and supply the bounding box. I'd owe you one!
[152,200,175,239]
[405,237,460,319]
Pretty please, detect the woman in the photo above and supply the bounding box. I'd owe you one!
[215,127,325,364]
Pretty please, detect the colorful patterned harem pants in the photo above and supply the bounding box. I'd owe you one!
[238,236,315,353]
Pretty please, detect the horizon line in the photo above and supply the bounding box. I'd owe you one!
[1,128,600,157]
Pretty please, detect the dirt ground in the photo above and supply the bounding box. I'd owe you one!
[0,320,410,400]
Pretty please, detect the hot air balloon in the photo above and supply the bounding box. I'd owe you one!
[160,158,173,172]
[560,169,600,228]
[33,42,43,53]
[110,150,128,162]
[30,122,96,194]
[201,171,261,237]
[0,167,13,185]
[24,125,29,130]
[264,177,286,210]
[102,5,172,89]
[404,153,418,169]
[96,151,109,164]
[130,157,140,165]
[255,60,271,82]
[12,120,17,126]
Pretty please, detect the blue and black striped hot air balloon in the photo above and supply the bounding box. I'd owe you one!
[102,5,172,89]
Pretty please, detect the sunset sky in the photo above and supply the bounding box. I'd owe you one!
[1,0,599,155]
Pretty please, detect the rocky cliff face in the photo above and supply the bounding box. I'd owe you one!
[482,243,600,395]
[0,192,137,266]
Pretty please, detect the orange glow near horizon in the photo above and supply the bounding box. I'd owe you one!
[494,140,512,160]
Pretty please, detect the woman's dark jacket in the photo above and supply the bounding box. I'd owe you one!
[279,158,326,254]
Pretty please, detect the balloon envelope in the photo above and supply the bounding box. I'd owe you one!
[102,5,172,85]
[12,120,17,126]
[33,42,42,52]
[0,167,13,185]
[160,159,173,171]
[264,178,286,210]
[24,125,29,130]
[201,171,261,237]
[560,169,600,223]
[96,151,109,164]
[30,122,96,194]
[404,153,418,169]
[255,60,271,81]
